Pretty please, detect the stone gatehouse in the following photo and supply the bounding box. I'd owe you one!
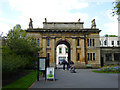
[26,19,101,68]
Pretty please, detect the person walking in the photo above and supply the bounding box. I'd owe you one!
[62,59,66,70]
[67,61,69,70]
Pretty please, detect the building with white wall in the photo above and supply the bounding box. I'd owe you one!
[100,36,120,47]
[100,36,120,66]
[56,44,68,65]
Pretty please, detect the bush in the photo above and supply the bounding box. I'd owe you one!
[2,53,28,74]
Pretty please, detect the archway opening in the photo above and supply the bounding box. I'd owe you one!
[56,40,71,67]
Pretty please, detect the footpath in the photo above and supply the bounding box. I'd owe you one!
[30,69,119,88]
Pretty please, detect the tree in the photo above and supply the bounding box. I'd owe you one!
[104,34,117,37]
[112,0,120,16]
[2,24,41,73]
[7,24,40,58]
[104,34,109,37]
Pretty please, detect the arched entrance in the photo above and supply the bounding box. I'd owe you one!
[55,40,71,67]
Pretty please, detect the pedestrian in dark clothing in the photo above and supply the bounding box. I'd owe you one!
[67,61,69,70]
[62,59,66,70]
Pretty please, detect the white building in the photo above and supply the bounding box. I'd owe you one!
[100,36,120,47]
[100,36,120,66]
[56,44,68,65]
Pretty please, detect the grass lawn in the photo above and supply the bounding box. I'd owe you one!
[2,70,41,89]
[92,70,120,73]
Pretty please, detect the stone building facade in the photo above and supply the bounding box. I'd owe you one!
[26,19,101,68]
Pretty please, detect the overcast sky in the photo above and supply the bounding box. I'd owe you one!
[0,0,118,36]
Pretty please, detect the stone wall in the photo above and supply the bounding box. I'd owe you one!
[43,22,84,29]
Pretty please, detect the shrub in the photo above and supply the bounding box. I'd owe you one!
[2,53,28,74]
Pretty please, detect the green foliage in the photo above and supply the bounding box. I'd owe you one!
[2,24,41,74]
[112,1,120,15]
[104,34,109,37]
[104,34,117,37]
[109,35,117,37]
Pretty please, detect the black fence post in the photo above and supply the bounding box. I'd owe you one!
[37,54,39,81]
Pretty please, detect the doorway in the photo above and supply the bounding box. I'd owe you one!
[55,40,71,68]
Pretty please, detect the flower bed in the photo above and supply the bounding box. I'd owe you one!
[93,65,120,73]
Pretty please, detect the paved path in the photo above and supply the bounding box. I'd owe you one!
[30,69,119,88]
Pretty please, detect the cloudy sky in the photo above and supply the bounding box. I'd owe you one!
[0,0,118,36]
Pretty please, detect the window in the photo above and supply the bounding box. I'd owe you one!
[47,38,50,46]
[87,39,89,46]
[87,53,89,61]
[77,39,79,46]
[100,41,101,45]
[104,40,107,45]
[65,48,68,53]
[93,39,95,46]
[112,41,114,46]
[88,53,95,61]
[90,39,92,46]
[77,53,80,61]
[117,41,120,45]
[59,48,62,54]
[93,53,95,60]
[37,39,39,46]
[114,53,120,61]
[106,53,112,61]
[90,53,92,60]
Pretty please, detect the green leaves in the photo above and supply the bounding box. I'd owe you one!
[112,1,120,16]
[2,24,40,74]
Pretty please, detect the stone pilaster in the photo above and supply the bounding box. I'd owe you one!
[80,37,85,62]
[50,36,56,67]
[42,36,47,57]
[71,36,77,62]
[39,37,42,57]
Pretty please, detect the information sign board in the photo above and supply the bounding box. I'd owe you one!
[39,58,46,71]
[46,67,54,79]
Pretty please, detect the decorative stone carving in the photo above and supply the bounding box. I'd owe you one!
[45,18,47,22]
[29,18,33,29]
[78,19,80,22]
[91,19,96,29]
